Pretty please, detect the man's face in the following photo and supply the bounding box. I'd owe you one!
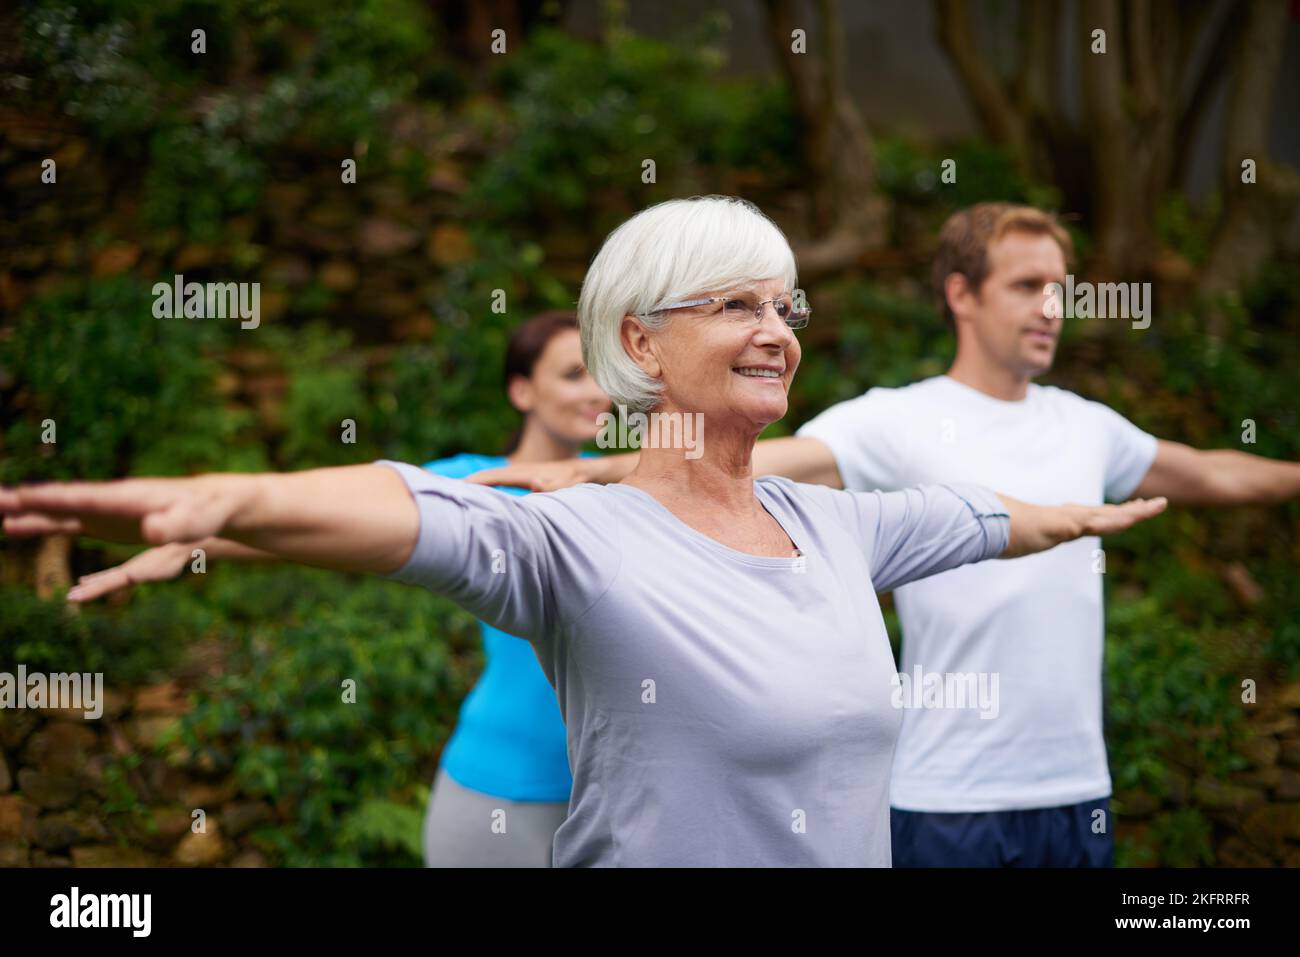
[954,231,1067,379]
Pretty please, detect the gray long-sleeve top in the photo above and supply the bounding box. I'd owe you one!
[380,461,1010,866]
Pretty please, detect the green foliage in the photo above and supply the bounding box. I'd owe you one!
[468,25,796,227]
[337,796,428,862]
[0,277,265,483]
[142,122,265,243]
[1155,193,1220,266]
[1135,305,1299,457]
[99,753,146,818]
[1104,596,1246,795]
[12,0,441,240]
[1115,806,1217,868]
[378,343,516,464]
[1261,565,1300,676]
[261,323,374,468]
[14,2,172,143]
[1151,808,1217,867]
[0,585,205,685]
[170,567,479,867]
[1094,282,1300,679]
[877,136,1063,212]
[408,241,560,460]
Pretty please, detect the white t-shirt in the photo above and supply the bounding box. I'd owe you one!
[797,375,1158,812]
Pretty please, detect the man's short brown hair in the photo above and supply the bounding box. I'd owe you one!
[931,203,1074,328]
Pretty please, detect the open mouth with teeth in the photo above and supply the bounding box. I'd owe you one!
[734,367,783,379]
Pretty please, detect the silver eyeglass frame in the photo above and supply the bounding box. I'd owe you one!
[638,291,811,329]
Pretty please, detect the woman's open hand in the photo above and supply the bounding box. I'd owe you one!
[1000,494,1168,558]
[1,475,246,546]
[4,465,419,576]
[66,543,194,603]
[1070,497,1169,537]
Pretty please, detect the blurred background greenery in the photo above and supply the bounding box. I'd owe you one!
[2,0,1299,867]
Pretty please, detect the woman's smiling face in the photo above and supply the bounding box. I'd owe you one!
[633,276,802,432]
[513,328,610,444]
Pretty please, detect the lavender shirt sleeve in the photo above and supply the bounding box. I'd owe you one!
[807,481,1011,593]
[374,460,618,650]
[376,460,554,641]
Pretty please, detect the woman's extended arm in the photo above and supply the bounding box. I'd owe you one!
[65,537,275,603]
[2,465,419,575]
[814,482,1168,595]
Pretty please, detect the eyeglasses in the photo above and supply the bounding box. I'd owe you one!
[640,290,811,329]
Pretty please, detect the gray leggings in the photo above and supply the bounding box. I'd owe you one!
[422,768,569,868]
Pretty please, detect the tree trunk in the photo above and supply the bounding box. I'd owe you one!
[933,0,1295,295]
[34,534,72,600]
[1199,0,1299,306]
[761,0,888,279]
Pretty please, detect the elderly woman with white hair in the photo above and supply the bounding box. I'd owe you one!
[1,195,1165,867]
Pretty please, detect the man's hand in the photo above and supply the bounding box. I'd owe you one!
[467,454,636,492]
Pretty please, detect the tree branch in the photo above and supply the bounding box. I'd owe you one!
[761,0,888,278]
[934,0,1026,152]
[1172,1,1243,187]
[1199,0,1299,300]
[1079,0,1136,274]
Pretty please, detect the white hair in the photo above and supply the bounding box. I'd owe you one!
[578,195,798,413]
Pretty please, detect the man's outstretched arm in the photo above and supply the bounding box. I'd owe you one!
[467,436,846,491]
[752,436,845,488]
[1132,439,1300,506]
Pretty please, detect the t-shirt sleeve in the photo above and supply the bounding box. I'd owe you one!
[375,460,614,649]
[816,482,1011,593]
[795,389,905,491]
[1090,401,1159,501]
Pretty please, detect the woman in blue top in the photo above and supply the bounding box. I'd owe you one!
[417,311,607,865]
[64,310,610,867]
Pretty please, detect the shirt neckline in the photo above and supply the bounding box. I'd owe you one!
[939,374,1037,408]
[607,481,807,569]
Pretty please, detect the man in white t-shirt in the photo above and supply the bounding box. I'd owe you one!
[470,202,1300,866]
[779,203,1300,865]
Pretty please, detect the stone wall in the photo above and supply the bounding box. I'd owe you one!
[5,670,1300,865]
[0,641,279,868]
[1114,680,1300,866]
[0,104,485,352]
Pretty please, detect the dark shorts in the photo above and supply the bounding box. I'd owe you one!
[890,796,1114,867]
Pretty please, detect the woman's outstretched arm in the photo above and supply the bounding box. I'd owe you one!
[1,465,419,575]
[811,482,1167,594]
[6,462,610,651]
